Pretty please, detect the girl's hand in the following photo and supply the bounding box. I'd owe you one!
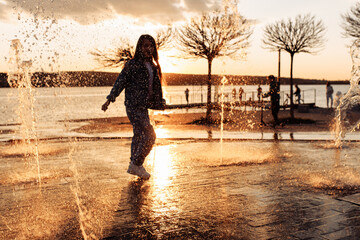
[102,100,110,112]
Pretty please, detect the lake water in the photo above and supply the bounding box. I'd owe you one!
[0,84,351,126]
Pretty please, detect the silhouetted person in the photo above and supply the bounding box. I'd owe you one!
[326,82,334,108]
[185,88,189,105]
[257,84,262,102]
[239,87,244,102]
[263,75,280,126]
[283,93,291,106]
[294,84,301,104]
[232,88,236,102]
[273,132,279,141]
[102,34,165,179]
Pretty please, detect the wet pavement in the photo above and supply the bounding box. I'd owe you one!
[2,115,360,143]
[1,138,360,239]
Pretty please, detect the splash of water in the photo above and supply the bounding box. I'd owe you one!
[7,5,94,240]
[219,76,228,163]
[8,39,41,185]
[67,138,90,240]
[334,40,360,147]
[218,0,247,163]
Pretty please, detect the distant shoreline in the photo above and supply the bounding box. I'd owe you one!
[0,71,349,88]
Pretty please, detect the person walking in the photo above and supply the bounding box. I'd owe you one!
[185,88,189,105]
[294,84,301,105]
[101,34,165,179]
[326,82,334,108]
[263,75,280,126]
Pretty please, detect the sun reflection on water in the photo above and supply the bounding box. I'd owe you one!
[149,145,176,189]
[145,144,183,222]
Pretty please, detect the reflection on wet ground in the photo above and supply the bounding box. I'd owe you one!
[2,122,360,142]
[1,139,360,239]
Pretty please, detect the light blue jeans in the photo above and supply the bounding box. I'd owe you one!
[126,106,156,166]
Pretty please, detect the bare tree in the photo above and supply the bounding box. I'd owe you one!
[342,2,360,40]
[90,40,133,69]
[177,10,253,123]
[262,14,325,120]
[91,26,173,69]
[155,25,173,50]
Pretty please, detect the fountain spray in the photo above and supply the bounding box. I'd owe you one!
[220,76,228,164]
[8,39,41,185]
[7,5,96,238]
[334,40,360,147]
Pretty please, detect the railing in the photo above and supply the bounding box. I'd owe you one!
[279,89,316,106]
[164,88,317,107]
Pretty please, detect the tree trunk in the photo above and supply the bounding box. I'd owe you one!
[206,59,213,123]
[290,53,294,120]
[278,49,281,80]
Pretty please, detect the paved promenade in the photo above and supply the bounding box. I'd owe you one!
[1,138,360,239]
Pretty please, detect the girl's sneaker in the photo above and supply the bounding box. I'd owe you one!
[127,162,151,179]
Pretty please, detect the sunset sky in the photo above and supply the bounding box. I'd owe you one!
[0,0,359,81]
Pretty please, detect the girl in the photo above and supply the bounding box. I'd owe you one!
[102,34,165,179]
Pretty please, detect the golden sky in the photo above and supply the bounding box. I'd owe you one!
[0,0,358,80]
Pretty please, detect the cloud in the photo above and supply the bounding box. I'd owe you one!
[0,1,12,21]
[2,0,221,24]
[184,0,219,11]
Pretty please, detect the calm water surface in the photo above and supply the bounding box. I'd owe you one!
[0,84,351,125]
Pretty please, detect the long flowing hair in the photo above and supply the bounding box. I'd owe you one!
[134,34,162,80]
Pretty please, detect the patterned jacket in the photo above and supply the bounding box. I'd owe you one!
[107,58,164,109]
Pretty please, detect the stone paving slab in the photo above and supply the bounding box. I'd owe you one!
[338,193,360,206]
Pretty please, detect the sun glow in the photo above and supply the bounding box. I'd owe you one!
[154,126,171,138]
[159,49,179,75]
